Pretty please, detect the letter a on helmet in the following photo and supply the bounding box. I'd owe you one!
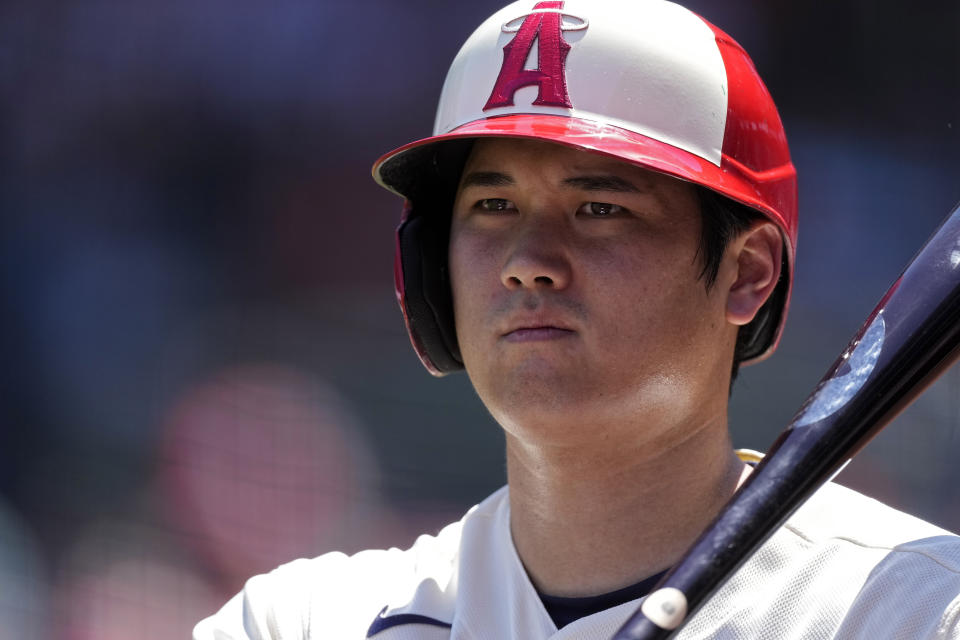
[484,1,574,110]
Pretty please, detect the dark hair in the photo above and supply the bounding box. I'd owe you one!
[695,186,787,389]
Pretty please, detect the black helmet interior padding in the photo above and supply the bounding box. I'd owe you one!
[393,141,473,375]
[398,214,463,374]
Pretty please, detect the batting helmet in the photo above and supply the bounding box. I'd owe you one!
[372,0,797,376]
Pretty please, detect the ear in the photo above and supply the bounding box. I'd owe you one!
[725,221,783,326]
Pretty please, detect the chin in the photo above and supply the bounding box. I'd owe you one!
[492,404,595,446]
[483,368,701,443]
[473,356,575,399]
[480,379,615,440]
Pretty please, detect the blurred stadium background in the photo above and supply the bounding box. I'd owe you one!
[1,0,958,637]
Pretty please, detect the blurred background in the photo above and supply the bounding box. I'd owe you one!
[1,0,958,637]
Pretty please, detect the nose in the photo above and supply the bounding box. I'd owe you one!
[500,224,572,291]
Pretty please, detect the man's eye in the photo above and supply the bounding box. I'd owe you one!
[477,198,515,212]
[580,202,624,217]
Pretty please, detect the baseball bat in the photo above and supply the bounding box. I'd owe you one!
[613,200,960,640]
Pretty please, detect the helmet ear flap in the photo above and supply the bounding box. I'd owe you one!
[396,213,463,375]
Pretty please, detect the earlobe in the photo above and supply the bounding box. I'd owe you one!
[726,222,783,326]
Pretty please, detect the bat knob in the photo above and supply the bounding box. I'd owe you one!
[613,587,688,640]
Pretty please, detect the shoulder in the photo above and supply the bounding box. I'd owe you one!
[779,481,960,584]
[192,542,452,640]
[690,482,960,639]
[787,482,960,639]
[786,481,958,546]
[192,488,510,640]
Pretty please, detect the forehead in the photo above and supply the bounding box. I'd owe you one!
[456,139,701,221]
[460,138,687,192]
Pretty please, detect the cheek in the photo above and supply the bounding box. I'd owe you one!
[448,229,495,346]
[584,242,710,344]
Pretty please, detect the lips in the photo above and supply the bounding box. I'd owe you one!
[503,326,576,342]
[501,314,577,342]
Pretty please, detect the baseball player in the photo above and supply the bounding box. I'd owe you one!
[194,1,960,638]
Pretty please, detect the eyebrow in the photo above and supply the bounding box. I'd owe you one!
[459,170,646,195]
[562,175,645,193]
[459,171,515,189]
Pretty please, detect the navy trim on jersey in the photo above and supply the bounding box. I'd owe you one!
[539,569,668,629]
[366,606,453,637]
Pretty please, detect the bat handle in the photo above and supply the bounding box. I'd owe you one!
[614,614,674,640]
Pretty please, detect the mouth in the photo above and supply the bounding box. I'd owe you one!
[502,325,577,342]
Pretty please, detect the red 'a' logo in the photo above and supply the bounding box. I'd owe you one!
[483,1,580,111]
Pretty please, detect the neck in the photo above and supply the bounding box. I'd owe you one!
[506,414,747,597]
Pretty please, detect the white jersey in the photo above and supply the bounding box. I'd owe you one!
[194,482,960,639]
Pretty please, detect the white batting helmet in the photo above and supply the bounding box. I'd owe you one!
[373,0,798,375]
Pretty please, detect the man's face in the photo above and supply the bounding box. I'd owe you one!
[449,138,738,444]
